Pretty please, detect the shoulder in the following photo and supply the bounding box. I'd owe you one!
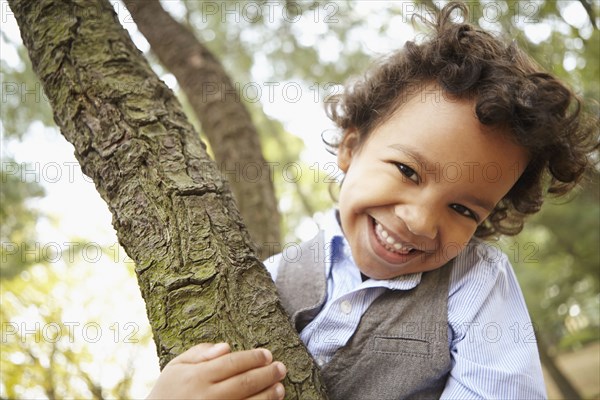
[450,238,512,293]
[448,239,529,328]
[262,252,283,281]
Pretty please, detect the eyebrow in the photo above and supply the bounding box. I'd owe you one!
[389,143,432,166]
[389,143,496,212]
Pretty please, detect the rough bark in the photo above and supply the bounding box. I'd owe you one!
[123,0,281,259]
[8,0,327,398]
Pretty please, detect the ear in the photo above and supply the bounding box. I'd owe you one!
[337,129,360,173]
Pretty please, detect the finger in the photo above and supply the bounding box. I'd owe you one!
[207,348,273,382]
[170,343,231,365]
[246,382,286,400]
[213,361,286,399]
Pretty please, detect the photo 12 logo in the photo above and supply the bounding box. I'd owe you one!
[1,241,134,265]
[2,321,140,344]
[2,161,93,184]
[399,2,539,24]
[194,1,340,24]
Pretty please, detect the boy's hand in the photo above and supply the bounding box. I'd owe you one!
[147,342,287,400]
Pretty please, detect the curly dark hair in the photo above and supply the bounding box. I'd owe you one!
[326,1,598,238]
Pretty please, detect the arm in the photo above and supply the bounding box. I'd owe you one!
[148,343,286,400]
[442,247,547,399]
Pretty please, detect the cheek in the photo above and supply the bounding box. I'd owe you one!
[440,225,477,260]
[440,242,465,261]
[340,172,391,207]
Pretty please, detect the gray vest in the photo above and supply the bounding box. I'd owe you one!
[276,232,452,399]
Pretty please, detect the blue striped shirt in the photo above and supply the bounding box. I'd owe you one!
[264,210,547,399]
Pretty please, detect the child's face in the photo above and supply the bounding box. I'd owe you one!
[336,91,529,280]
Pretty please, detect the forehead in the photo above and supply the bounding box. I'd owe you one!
[374,93,519,159]
[364,92,529,193]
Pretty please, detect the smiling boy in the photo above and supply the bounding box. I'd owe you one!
[336,88,529,279]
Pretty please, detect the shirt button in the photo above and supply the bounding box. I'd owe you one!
[340,300,352,314]
[316,357,325,366]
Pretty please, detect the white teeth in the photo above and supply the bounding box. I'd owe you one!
[374,220,414,254]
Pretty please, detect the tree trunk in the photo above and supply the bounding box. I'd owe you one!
[8,0,327,398]
[123,0,281,259]
[536,333,582,399]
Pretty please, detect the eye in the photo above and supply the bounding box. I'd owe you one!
[395,162,419,183]
[450,204,479,222]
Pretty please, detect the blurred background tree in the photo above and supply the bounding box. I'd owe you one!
[1,0,598,397]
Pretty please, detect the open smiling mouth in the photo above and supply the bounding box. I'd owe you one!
[374,221,415,254]
[369,216,422,262]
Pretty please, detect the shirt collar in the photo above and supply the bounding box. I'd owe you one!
[316,208,422,291]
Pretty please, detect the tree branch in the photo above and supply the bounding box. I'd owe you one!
[123,0,281,258]
[577,0,597,30]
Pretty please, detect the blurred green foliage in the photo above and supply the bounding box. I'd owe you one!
[503,171,600,351]
[1,251,153,398]
[0,163,44,279]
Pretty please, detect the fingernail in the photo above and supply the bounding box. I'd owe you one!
[276,362,287,378]
[275,383,285,398]
[257,348,271,363]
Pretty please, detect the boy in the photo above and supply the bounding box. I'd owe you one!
[149,2,597,399]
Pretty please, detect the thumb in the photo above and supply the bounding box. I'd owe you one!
[170,343,231,365]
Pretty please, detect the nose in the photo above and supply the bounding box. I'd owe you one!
[394,204,438,240]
